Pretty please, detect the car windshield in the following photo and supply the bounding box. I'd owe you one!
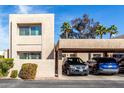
[67,58,84,65]
[93,58,116,63]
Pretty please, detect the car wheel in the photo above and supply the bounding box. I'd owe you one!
[62,69,65,75]
[111,73,117,75]
[111,73,114,75]
[83,71,89,76]
[93,70,99,75]
[84,73,88,76]
[66,69,70,76]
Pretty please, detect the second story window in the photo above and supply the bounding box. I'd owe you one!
[19,24,41,36]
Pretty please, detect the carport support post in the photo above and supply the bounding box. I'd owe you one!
[58,50,62,77]
[55,50,58,77]
[88,53,91,60]
[103,52,108,57]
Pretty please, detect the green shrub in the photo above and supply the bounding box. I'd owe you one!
[10,70,18,78]
[0,69,3,77]
[0,55,4,58]
[19,63,38,80]
[0,58,14,77]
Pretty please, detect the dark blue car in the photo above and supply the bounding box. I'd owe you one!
[92,57,119,75]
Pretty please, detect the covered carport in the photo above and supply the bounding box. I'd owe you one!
[55,39,124,77]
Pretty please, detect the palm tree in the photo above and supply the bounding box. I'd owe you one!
[95,25,107,39]
[61,22,72,39]
[107,25,118,39]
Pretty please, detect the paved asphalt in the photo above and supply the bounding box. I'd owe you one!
[0,79,124,88]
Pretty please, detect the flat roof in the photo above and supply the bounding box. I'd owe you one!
[56,39,124,53]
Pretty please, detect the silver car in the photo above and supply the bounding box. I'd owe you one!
[62,57,89,76]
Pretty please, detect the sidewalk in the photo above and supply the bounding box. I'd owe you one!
[1,74,124,80]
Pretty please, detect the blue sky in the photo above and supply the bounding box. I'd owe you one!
[0,5,124,50]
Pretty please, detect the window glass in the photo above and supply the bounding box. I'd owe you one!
[19,26,30,35]
[62,54,66,57]
[19,52,41,59]
[19,25,41,36]
[67,58,83,64]
[31,25,41,35]
[30,52,41,59]
[70,54,77,57]
[19,53,28,59]
[93,54,101,58]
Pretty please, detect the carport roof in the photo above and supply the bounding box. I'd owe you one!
[56,39,124,53]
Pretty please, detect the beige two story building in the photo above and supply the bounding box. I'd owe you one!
[9,14,55,78]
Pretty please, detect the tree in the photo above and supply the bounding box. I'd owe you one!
[95,25,107,39]
[71,14,100,39]
[107,25,118,39]
[60,22,72,39]
[60,14,119,39]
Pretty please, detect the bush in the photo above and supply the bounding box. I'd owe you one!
[0,69,3,77]
[0,58,14,77]
[19,63,38,80]
[10,70,18,78]
[0,55,4,58]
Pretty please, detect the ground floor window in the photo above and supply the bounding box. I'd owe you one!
[93,54,101,58]
[19,52,41,59]
[113,53,124,59]
[70,53,77,57]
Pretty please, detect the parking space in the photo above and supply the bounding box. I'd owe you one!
[57,55,123,78]
[57,55,121,79]
[59,56,124,80]
[60,74,124,80]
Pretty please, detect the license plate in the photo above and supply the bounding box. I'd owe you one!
[80,69,83,71]
[108,65,112,68]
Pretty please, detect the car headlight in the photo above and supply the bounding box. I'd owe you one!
[84,65,89,70]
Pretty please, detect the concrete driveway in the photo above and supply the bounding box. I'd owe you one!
[60,74,124,80]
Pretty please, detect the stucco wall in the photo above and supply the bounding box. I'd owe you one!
[58,39,124,49]
[10,59,55,78]
[9,14,55,78]
[77,53,89,61]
